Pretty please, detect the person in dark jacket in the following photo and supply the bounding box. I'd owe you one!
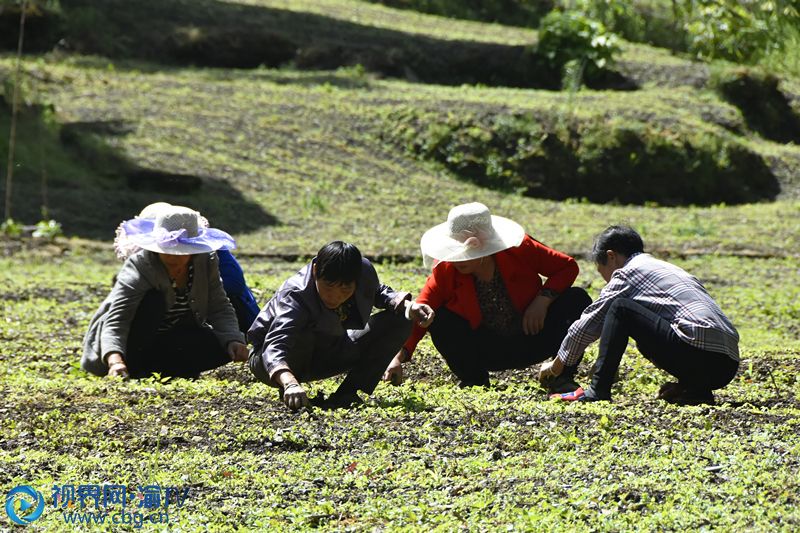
[114,202,260,333]
[83,206,248,379]
[248,241,434,410]
[383,202,591,392]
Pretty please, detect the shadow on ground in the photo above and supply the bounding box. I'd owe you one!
[3,0,635,90]
[0,104,276,239]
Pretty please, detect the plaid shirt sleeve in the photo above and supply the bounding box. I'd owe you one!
[557,271,632,366]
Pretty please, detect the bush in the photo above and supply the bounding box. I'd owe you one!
[567,0,687,52]
[1,218,23,237]
[682,1,768,62]
[536,10,620,87]
[32,218,62,239]
[383,108,779,206]
[677,0,800,64]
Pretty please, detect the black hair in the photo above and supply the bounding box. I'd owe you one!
[591,225,644,265]
[315,241,362,283]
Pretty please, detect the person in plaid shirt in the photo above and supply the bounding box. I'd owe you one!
[539,225,739,404]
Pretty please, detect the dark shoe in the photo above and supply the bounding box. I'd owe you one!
[678,390,714,406]
[539,363,580,394]
[544,374,581,395]
[579,386,611,402]
[458,378,490,389]
[658,382,714,405]
[321,391,364,410]
[309,393,327,407]
[657,382,683,402]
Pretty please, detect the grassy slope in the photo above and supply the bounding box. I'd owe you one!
[0,1,799,530]
[227,0,539,44]
[1,57,799,256]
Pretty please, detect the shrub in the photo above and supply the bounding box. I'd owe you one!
[0,218,22,237]
[536,10,620,87]
[677,0,800,64]
[383,108,779,205]
[32,218,62,239]
[567,0,687,52]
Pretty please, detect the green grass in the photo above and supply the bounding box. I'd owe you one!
[1,244,799,530]
[1,57,799,257]
[228,0,540,44]
[0,1,799,529]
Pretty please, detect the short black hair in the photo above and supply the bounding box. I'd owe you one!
[591,225,644,265]
[315,241,362,283]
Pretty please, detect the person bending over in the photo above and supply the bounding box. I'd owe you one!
[540,225,739,404]
[248,241,433,410]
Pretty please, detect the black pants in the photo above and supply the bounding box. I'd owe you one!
[429,287,591,385]
[589,298,739,399]
[249,311,411,396]
[125,291,230,379]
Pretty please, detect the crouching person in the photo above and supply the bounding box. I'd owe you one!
[540,225,739,404]
[248,241,434,410]
[82,206,249,379]
[383,202,591,392]
[115,202,261,334]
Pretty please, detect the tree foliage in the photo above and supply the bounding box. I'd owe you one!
[678,0,800,62]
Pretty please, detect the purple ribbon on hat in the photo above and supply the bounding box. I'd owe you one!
[120,218,236,252]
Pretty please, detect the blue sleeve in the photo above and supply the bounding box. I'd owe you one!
[217,250,261,325]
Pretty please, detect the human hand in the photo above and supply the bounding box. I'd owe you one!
[538,358,564,384]
[106,353,129,379]
[227,341,249,362]
[523,296,550,335]
[382,350,406,385]
[406,302,435,328]
[283,383,309,411]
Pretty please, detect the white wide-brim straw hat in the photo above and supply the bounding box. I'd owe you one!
[420,202,525,268]
[115,205,235,257]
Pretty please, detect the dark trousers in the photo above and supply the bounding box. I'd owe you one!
[429,287,591,385]
[249,310,412,396]
[590,298,739,399]
[125,291,230,379]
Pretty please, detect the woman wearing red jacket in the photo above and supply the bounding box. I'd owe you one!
[383,203,591,392]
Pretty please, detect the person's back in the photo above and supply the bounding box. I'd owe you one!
[540,225,740,404]
[617,254,738,359]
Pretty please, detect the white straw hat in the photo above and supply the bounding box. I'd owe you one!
[420,202,525,268]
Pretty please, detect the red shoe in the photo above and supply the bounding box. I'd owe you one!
[549,387,585,401]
